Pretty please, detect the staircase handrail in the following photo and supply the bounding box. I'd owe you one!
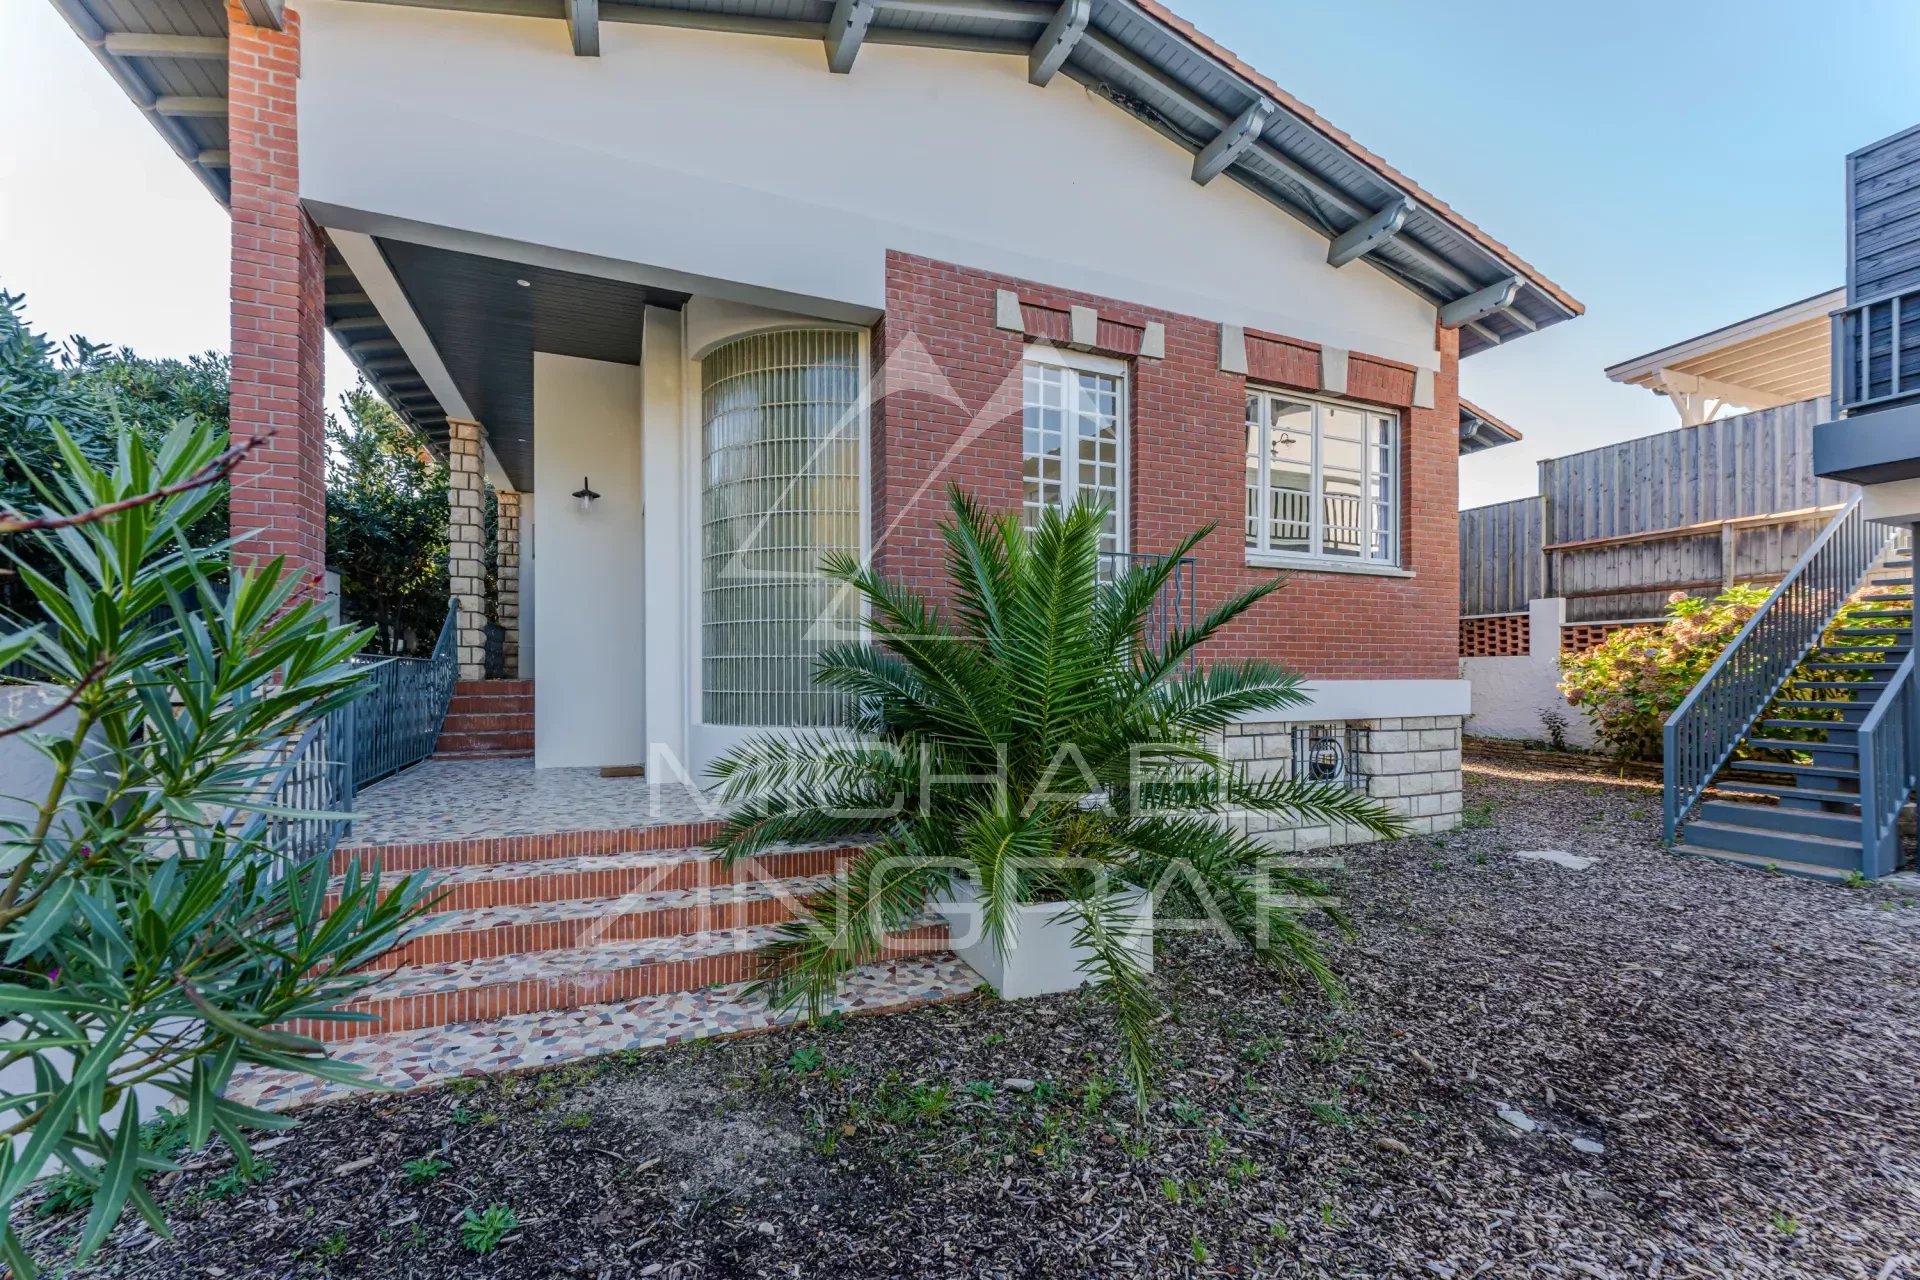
[1662,497,1895,843]
[1854,649,1918,878]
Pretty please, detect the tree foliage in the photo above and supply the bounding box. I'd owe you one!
[324,385,450,655]
[0,418,435,1274]
[1557,584,1772,761]
[708,491,1405,1109]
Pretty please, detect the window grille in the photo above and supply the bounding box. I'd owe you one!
[699,329,862,727]
[1290,722,1366,790]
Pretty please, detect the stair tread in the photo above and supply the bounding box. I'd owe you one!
[354,915,949,1002]
[1682,819,1859,850]
[1785,681,1891,691]
[1672,846,1858,881]
[348,844,751,886]
[1709,779,1861,806]
[1742,738,1859,753]
[226,954,983,1113]
[1726,761,1860,779]
[413,873,841,936]
[1771,700,1874,710]
[1760,719,1859,730]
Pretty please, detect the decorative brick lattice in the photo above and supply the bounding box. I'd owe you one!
[1561,622,1633,654]
[1459,613,1530,657]
[496,491,521,674]
[447,419,488,679]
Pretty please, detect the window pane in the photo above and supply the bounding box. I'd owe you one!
[1263,398,1313,553]
[1244,397,1262,546]
[1368,414,1395,563]
[1321,405,1365,472]
[1074,370,1124,555]
[1322,470,1363,557]
[1022,364,1066,530]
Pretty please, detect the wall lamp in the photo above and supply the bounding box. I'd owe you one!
[571,477,601,512]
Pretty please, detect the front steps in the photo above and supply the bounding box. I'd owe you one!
[434,679,534,759]
[266,820,969,1082]
[1674,559,1914,879]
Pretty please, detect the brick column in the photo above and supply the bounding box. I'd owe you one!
[496,490,521,675]
[447,420,488,679]
[227,3,326,592]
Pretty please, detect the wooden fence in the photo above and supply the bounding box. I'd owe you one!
[1461,398,1853,624]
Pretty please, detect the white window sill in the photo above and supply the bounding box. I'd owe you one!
[1244,552,1413,578]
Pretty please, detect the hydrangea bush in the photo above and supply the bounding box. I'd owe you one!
[1557,585,1771,761]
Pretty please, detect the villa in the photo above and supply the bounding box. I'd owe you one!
[50,0,1581,1087]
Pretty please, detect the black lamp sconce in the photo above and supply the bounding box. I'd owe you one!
[571,477,601,512]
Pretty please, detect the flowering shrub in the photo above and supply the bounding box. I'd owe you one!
[1558,585,1772,761]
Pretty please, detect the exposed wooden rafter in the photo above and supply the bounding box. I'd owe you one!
[1028,0,1089,87]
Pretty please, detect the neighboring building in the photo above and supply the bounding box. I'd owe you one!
[52,0,1580,842]
[1605,290,1841,427]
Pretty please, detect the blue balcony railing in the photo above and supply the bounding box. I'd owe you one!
[1833,285,1920,413]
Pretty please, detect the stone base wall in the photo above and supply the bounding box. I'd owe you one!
[1223,715,1463,852]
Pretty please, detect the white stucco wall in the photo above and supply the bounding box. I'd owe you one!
[296,0,1440,368]
[1460,597,1596,749]
[532,354,647,768]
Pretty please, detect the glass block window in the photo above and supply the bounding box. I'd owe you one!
[1245,391,1397,565]
[1022,355,1126,558]
[700,329,862,727]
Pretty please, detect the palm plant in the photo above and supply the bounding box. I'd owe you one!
[709,490,1405,1106]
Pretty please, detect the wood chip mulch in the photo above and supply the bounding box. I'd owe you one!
[15,755,1920,1279]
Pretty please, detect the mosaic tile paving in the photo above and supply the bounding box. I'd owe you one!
[413,874,839,936]
[365,923,796,998]
[228,953,985,1112]
[349,759,725,847]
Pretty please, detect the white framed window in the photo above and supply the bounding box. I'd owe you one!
[1022,349,1128,559]
[1244,389,1399,568]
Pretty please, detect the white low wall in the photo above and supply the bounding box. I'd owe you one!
[1461,598,1596,749]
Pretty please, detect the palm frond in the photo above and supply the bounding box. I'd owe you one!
[1063,885,1159,1114]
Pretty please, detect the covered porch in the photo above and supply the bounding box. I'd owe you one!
[315,226,883,780]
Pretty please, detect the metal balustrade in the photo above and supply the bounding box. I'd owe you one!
[1099,550,1198,661]
[1855,650,1918,878]
[1662,497,1897,843]
[240,705,356,871]
[1833,285,1920,412]
[345,603,459,790]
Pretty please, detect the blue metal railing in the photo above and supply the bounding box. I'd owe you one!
[1834,286,1920,413]
[1662,498,1897,843]
[345,603,458,790]
[236,705,356,870]
[1855,650,1918,879]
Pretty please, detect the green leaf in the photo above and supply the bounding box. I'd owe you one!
[4,878,77,962]
[76,1089,142,1259]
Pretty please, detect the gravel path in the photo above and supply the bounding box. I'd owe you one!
[18,756,1920,1278]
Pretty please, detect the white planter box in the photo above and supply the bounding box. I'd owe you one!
[932,879,1153,1000]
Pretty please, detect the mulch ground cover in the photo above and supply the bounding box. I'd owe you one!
[15,756,1920,1279]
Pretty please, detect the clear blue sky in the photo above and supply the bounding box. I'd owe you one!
[4,0,1919,506]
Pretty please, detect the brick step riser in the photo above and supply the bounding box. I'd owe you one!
[439,713,535,733]
[332,821,736,876]
[435,732,537,753]
[297,926,951,1042]
[363,891,813,971]
[446,698,534,716]
[327,846,852,915]
[455,680,533,695]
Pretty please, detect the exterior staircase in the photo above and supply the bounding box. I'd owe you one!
[222,825,975,1113]
[1671,545,1916,880]
[434,679,535,759]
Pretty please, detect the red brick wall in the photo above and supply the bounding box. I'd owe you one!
[227,2,327,593]
[872,251,1461,681]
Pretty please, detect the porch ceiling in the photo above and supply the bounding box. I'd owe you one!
[378,239,689,489]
